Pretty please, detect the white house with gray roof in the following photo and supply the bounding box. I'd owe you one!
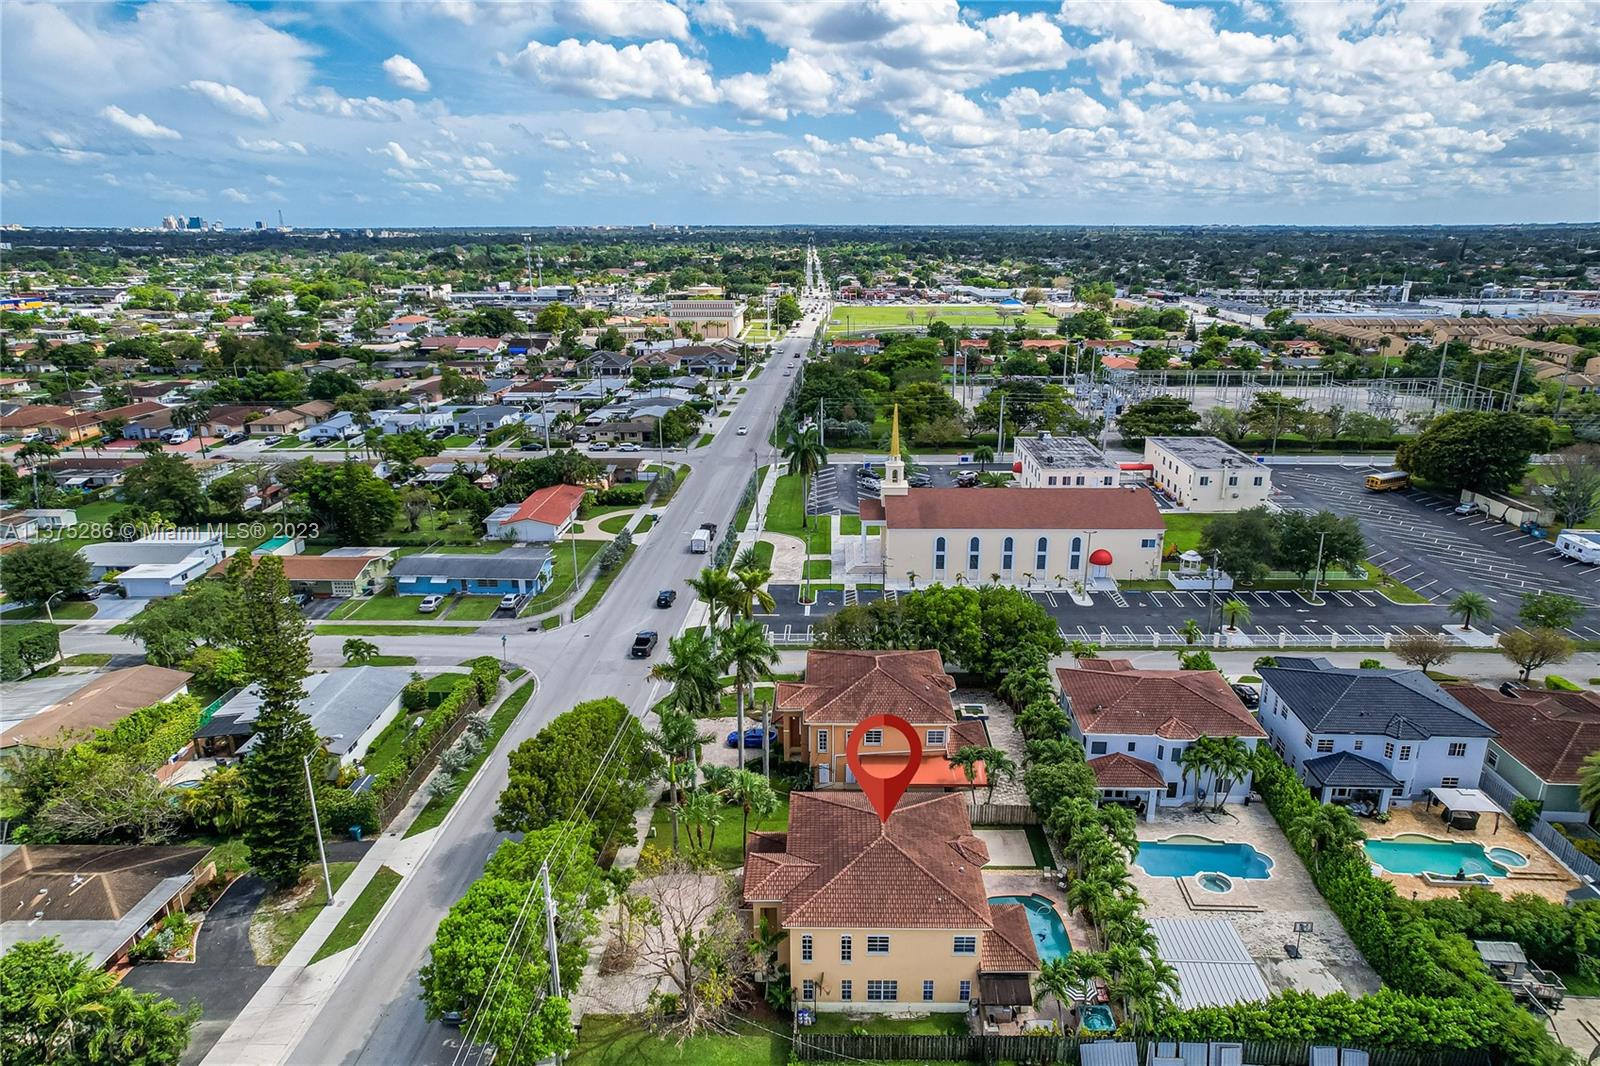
[1258,657,1497,812]
[203,666,412,767]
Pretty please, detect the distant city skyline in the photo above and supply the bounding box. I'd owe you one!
[2,0,1597,227]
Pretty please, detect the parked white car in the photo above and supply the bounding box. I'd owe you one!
[616,442,640,452]
[418,595,444,613]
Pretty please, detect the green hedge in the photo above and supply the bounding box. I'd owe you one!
[371,657,500,798]
[88,695,204,770]
[592,483,647,506]
[1,622,59,681]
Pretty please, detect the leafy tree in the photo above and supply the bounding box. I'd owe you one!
[299,460,399,544]
[237,556,317,887]
[774,293,801,327]
[1117,396,1199,447]
[1391,632,1456,672]
[495,697,652,854]
[181,766,250,834]
[1275,510,1364,585]
[0,541,90,606]
[122,579,241,667]
[1199,508,1278,585]
[1178,649,1219,671]
[1497,627,1574,682]
[0,937,199,1065]
[645,710,713,852]
[1580,751,1600,819]
[1518,591,1582,631]
[1395,411,1552,493]
[1448,591,1491,631]
[1264,308,1293,329]
[1063,309,1110,339]
[1544,444,1600,527]
[120,453,206,523]
[460,306,521,336]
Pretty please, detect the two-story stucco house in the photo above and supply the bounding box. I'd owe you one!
[744,791,1039,1013]
[1056,659,1265,820]
[775,650,989,791]
[1445,683,1600,824]
[1258,657,1497,812]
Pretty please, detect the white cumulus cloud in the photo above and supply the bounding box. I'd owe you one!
[505,39,718,105]
[100,105,181,140]
[184,80,270,120]
[383,54,431,93]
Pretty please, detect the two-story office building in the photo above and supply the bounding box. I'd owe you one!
[1259,658,1497,812]
[1143,436,1271,512]
[744,791,1039,1013]
[775,650,988,790]
[1013,435,1120,489]
[1057,659,1265,819]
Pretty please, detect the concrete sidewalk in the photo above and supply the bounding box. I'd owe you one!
[201,680,520,1066]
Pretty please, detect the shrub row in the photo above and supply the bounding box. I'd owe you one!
[88,695,204,771]
[372,658,500,798]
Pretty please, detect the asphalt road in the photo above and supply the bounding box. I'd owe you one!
[269,303,829,1065]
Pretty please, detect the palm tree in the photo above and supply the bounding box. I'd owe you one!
[1108,948,1178,1033]
[1205,736,1254,812]
[725,768,779,843]
[649,630,723,719]
[972,444,995,470]
[686,566,741,637]
[1449,591,1491,631]
[1179,618,1202,645]
[646,709,713,851]
[1035,953,1106,1032]
[1065,872,1119,927]
[731,563,776,619]
[1177,744,1211,809]
[781,424,828,530]
[1578,750,1600,819]
[681,787,722,854]
[1287,802,1367,871]
[175,402,212,457]
[1221,597,1251,631]
[721,618,778,772]
[16,440,58,507]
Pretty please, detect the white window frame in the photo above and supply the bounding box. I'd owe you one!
[840,979,852,1001]
[927,729,946,746]
[802,979,816,1001]
[959,979,971,1001]
[953,935,977,955]
[863,728,883,745]
[922,980,935,1001]
[839,935,852,962]
[1441,776,1459,788]
[866,980,897,1002]
[866,935,890,956]
[816,730,828,753]
[801,934,813,962]
[1448,742,1467,758]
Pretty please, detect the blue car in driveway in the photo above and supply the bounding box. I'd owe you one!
[726,726,777,749]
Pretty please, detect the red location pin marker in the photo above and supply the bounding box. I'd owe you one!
[845,713,922,824]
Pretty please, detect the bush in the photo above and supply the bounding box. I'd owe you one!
[401,676,429,713]
[1510,797,1543,830]
[1,621,60,681]
[1359,658,1384,669]
[1543,674,1581,691]
[318,786,379,836]
[593,483,646,506]
[1555,822,1600,864]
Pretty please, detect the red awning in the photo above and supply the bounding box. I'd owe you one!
[857,753,985,788]
[1089,548,1113,565]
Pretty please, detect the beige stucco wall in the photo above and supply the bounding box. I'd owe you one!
[788,719,955,781]
[1144,441,1271,512]
[782,925,985,1012]
[883,526,1161,586]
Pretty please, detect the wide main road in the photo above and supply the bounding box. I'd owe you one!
[270,305,827,1066]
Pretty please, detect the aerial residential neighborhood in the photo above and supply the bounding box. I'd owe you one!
[2,4,1599,1066]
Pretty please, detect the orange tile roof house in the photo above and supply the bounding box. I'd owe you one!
[1445,683,1600,822]
[483,483,586,543]
[744,791,1039,1013]
[1057,659,1264,818]
[776,650,989,790]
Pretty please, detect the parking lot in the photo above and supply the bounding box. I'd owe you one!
[809,459,988,516]
[1273,463,1600,637]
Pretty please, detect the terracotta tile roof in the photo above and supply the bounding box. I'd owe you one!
[506,484,586,525]
[982,903,1042,972]
[1089,752,1167,788]
[1020,339,1066,350]
[744,791,995,931]
[1444,684,1600,784]
[1077,659,1134,673]
[885,487,1161,531]
[1057,661,1264,740]
[0,405,74,429]
[777,650,956,726]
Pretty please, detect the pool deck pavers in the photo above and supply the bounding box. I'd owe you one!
[1366,804,1578,902]
[976,828,1036,868]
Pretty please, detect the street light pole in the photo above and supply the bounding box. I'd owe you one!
[1207,549,1220,635]
[302,752,334,903]
[1309,530,1327,604]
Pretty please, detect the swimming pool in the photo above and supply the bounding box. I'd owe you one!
[1134,835,1275,879]
[988,894,1072,961]
[1363,834,1522,878]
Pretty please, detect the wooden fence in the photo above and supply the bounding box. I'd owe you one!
[791,1034,1493,1066]
[969,802,1039,826]
[374,684,485,828]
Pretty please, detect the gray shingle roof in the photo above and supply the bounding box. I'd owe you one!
[1260,662,1495,740]
[1301,751,1401,789]
[390,551,550,581]
[219,667,412,756]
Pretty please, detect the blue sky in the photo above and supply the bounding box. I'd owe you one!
[2,0,1596,227]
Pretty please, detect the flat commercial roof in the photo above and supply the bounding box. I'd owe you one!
[1147,435,1258,469]
[1015,435,1116,469]
[1151,918,1270,1009]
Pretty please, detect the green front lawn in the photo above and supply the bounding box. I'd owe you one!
[336,594,431,620]
[764,473,804,536]
[1,600,97,620]
[598,513,633,534]
[636,514,657,533]
[250,862,357,965]
[443,596,500,621]
[648,794,789,869]
[571,1016,786,1066]
[59,652,113,667]
[441,434,474,448]
[750,540,775,570]
[346,654,417,666]
[406,679,535,837]
[518,538,604,615]
[573,545,634,620]
[803,559,832,580]
[1161,512,1211,553]
[309,866,402,964]
[839,514,862,535]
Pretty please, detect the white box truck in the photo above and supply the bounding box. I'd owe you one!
[1554,530,1600,564]
[689,528,710,554]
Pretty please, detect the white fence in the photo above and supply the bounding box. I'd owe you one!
[1060,627,1396,650]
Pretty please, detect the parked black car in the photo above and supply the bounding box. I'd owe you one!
[1230,683,1260,708]
[655,589,677,608]
[630,631,659,658]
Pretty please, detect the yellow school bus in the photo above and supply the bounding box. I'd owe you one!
[1365,470,1411,491]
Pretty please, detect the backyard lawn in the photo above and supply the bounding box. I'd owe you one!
[1161,512,1211,553]
[648,794,788,869]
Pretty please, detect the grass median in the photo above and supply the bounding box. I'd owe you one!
[250,861,357,965]
[309,866,403,964]
[405,678,536,837]
[573,546,634,620]
[314,624,477,637]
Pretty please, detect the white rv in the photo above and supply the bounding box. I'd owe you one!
[1554,530,1600,564]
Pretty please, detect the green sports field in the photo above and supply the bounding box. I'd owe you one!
[828,303,1058,336]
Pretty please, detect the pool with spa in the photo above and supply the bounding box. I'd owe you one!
[1363,834,1528,878]
[987,894,1071,962]
[1133,835,1275,879]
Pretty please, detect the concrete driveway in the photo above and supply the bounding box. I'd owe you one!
[86,595,152,621]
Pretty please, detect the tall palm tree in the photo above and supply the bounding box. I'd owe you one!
[175,401,212,457]
[1287,802,1367,871]
[1449,591,1491,631]
[648,630,723,719]
[681,787,721,854]
[1221,597,1251,631]
[972,444,995,470]
[646,709,713,851]
[720,617,779,772]
[731,563,776,619]
[16,440,58,507]
[781,424,828,530]
[1206,736,1254,812]
[1177,744,1212,809]
[725,768,779,843]
[686,566,741,637]
[1580,750,1600,820]
[1035,953,1106,1032]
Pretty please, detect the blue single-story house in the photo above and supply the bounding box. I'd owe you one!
[388,550,553,596]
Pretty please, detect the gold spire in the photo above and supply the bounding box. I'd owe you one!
[889,403,901,458]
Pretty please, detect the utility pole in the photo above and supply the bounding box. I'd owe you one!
[539,862,562,998]
[1309,530,1327,604]
[1508,351,1525,410]
[996,392,1006,469]
[1207,549,1221,636]
[302,753,334,903]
